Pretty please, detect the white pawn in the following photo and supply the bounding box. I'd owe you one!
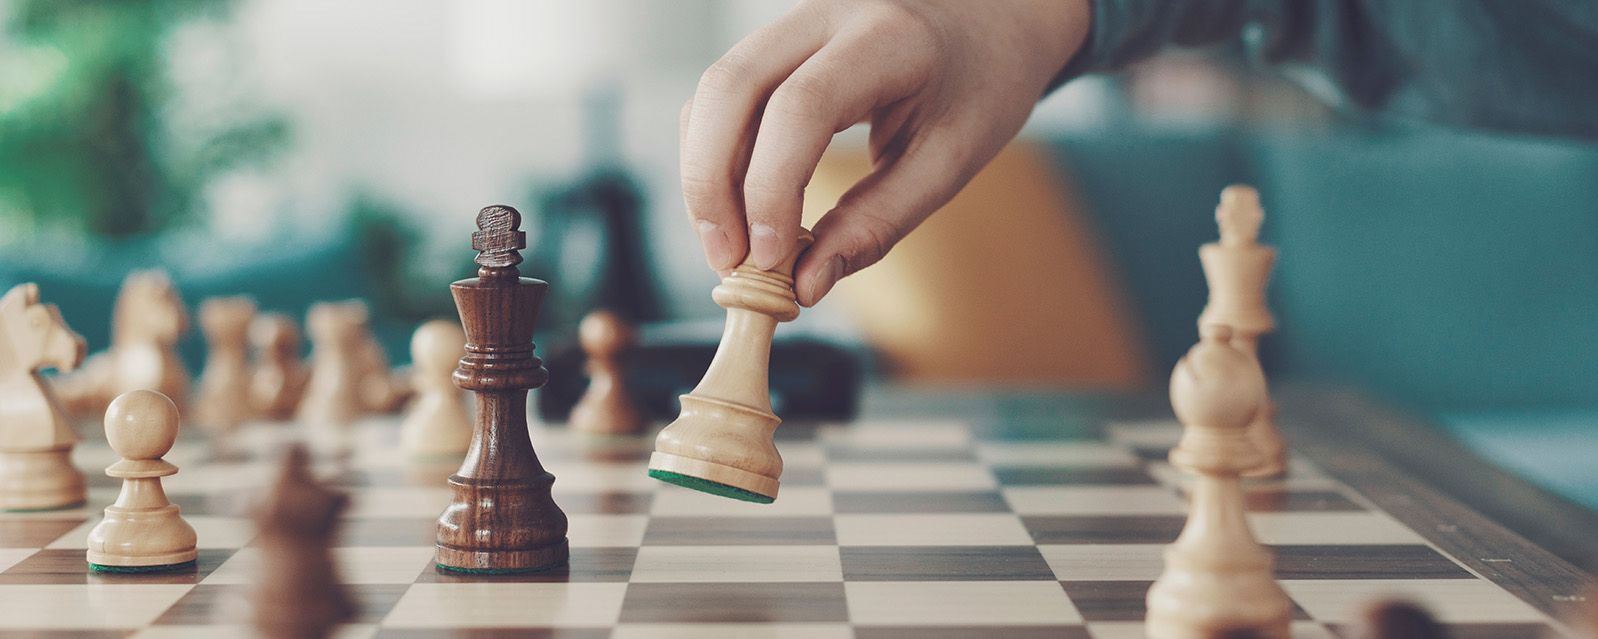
[87,390,198,573]
[399,320,471,458]
[1145,324,1291,637]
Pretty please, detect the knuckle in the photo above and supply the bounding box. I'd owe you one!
[698,52,755,95]
[680,172,731,217]
[767,73,831,123]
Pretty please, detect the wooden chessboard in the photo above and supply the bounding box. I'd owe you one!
[0,387,1589,638]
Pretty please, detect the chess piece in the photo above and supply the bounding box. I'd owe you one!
[1145,324,1291,638]
[1197,185,1286,478]
[569,310,645,436]
[56,270,191,418]
[249,313,308,421]
[193,296,256,445]
[648,230,813,503]
[0,284,88,511]
[1351,599,1446,639]
[86,390,198,572]
[298,301,369,428]
[253,444,354,639]
[355,327,407,414]
[400,319,472,457]
[434,205,568,573]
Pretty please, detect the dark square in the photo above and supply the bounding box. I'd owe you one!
[1063,581,1312,622]
[643,517,835,545]
[376,629,611,639]
[1243,489,1364,512]
[0,518,86,548]
[1022,516,1185,544]
[834,491,1010,514]
[993,467,1156,486]
[782,467,826,486]
[1271,545,1473,579]
[1327,623,1554,639]
[619,582,848,623]
[154,583,246,625]
[335,517,437,547]
[841,546,1054,581]
[0,548,233,585]
[557,491,653,515]
[825,447,977,463]
[1131,446,1171,462]
[417,548,636,583]
[855,627,1091,639]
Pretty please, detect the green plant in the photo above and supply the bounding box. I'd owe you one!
[0,0,285,237]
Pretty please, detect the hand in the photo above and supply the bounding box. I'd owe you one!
[680,0,1090,306]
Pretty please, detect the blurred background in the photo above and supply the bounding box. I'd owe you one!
[2,2,1596,506]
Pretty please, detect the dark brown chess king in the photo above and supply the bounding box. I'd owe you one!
[434,206,568,573]
[648,230,813,504]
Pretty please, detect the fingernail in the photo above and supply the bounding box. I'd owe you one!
[695,219,736,270]
[749,223,781,270]
[808,255,844,304]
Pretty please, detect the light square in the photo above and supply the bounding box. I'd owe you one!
[826,463,995,491]
[835,514,1031,546]
[46,516,255,549]
[631,546,842,582]
[845,581,1080,625]
[131,625,378,639]
[1280,579,1550,623]
[820,420,972,449]
[383,582,627,627]
[205,547,432,585]
[1085,621,1338,638]
[568,514,649,547]
[1039,544,1165,581]
[651,486,832,517]
[342,487,452,518]
[612,623,852,639]
[0,584,192,629]
[977,442,1140,467]
[1002,486,1186,516]
[1248,512,1425,545]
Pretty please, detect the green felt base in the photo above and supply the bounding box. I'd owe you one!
[89,559,196,574]
[435,563,543,576]
[3,501,86,513]
[647,469,774,504]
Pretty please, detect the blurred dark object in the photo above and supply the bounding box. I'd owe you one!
[1352,599,1447,639]
[350,196,466,323]
[523,84,661,334]
[0,0,285,237]
[540,327,862,424]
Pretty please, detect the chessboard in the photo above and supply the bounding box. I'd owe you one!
[0,388,1587,638]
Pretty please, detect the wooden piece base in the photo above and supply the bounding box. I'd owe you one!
[650,395,782,502]
[86,502,198,567]
[0,449,85,511]
[434,538,569,574]
[648,451,779,502]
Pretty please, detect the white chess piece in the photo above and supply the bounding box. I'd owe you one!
[1198,185,1286,478]
[86,390,198,571]
[0,284,88,511]
[399,320,471,457]
[1146,324,1291,637]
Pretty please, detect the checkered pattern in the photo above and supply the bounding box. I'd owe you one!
[0,414,1573,638]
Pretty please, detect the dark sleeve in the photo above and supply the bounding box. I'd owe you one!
[1055,0,1598,140]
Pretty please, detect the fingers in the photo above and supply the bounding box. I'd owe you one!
[681,12,827,272]
[794,134,967,307]
[741,32,924,271]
